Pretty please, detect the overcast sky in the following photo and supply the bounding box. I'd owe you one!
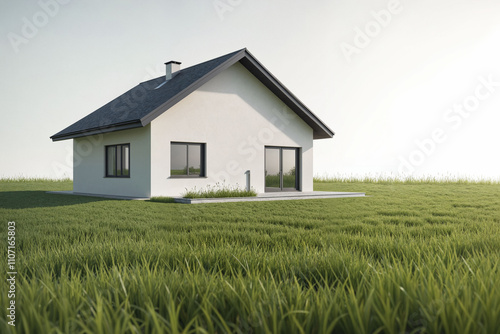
[1,0,500,180]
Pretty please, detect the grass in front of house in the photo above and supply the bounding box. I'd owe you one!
[182,183,257,198]
[1,179,500,333]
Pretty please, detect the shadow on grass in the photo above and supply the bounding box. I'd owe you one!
[0,191,111,209]
[148,197,176,204]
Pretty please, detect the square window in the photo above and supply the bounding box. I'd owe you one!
[170,142,205,177]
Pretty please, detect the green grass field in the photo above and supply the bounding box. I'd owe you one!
[1,179,499,333]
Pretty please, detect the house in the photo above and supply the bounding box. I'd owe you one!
[50,48,334,198]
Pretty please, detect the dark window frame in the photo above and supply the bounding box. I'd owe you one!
[105,143,131,178]
[170,142,206,178]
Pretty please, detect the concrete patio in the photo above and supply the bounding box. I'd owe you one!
[174,191,366,204]
[47,190,366,203]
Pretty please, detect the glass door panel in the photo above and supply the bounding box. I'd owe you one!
[265,148,281,190]
[282,149,297,190]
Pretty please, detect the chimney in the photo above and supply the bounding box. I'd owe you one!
[165,61,181,81]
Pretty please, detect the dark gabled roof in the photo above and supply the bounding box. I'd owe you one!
[51,48,334,141]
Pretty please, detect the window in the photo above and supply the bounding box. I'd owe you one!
[170,142,205,177]
[105,144,130,177]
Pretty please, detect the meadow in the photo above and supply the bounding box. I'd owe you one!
[0,178,499,333]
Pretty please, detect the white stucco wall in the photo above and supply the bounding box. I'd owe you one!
[73,126,151,198]
[150,62,313,197]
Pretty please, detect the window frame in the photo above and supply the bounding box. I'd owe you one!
[170,142,206,178]
[105,143,131,178]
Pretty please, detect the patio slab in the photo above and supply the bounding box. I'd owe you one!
[47,190,366,203]
[174,191,366,204]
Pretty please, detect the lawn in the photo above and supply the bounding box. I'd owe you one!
[1,179,499,333]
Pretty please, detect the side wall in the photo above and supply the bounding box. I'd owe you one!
[73,126,151,197]
[150,62,313,197]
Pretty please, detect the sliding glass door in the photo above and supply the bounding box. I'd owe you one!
[265,147,299,192]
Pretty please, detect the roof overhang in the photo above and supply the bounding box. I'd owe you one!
[51,121,143,141]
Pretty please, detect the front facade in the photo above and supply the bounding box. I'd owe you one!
[53,49,333,198]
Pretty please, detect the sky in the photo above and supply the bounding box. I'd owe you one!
[1,0,500,180]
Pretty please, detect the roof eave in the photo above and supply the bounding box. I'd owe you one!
[50,121,143,141]
[313,132,335,140]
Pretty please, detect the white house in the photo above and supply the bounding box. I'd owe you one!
[51,49,334,198]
